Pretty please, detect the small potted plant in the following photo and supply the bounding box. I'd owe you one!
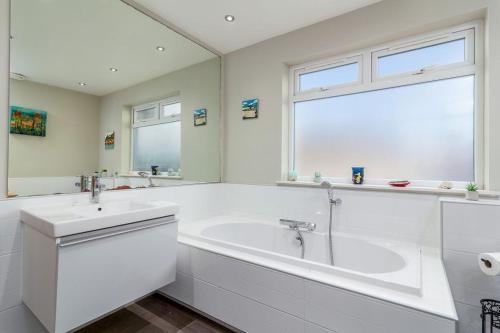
[465,182,479,201]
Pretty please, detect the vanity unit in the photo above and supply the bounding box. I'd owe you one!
[20,199,179,333]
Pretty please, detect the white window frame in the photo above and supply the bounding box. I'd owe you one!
[293,54,363,95]
[371,27,475,82]
[130,96,181,172]
[132,102,159,124]
[288,21,484,188]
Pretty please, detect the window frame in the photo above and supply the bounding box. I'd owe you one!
[293,54,363,94]
[371,27,475,82]
[287,21,484,188]
[130,96,181,173]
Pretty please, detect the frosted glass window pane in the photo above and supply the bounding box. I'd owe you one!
[161,102,181,118]
[135,106,157,122]
[378,38,465,77]
[299,62,358,91]
[133,122,180,172]
[294,76,474,181]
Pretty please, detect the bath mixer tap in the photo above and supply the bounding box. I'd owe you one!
[279,219,316,232]
[280,219,315,259]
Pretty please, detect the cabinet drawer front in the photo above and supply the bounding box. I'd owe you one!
[55,221,177,333]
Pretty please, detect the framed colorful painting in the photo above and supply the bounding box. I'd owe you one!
[9,106,47,137]
[242,98,258,120]
[105,131,115,150]
[194,108,207,126]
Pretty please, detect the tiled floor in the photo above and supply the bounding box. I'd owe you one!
[76,294,236,333]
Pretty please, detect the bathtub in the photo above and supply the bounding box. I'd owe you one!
[162,213,457,333]
[181,215,421,295]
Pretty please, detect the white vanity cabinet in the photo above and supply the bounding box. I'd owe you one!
[22,212,178,333]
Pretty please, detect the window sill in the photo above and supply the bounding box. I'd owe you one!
[276,180,499,198]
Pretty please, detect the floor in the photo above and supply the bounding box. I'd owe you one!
[76,294,236,333]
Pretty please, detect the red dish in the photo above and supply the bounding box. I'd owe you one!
[388,180,410,187]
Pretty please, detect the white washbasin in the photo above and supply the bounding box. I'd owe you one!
[21,199,179,238]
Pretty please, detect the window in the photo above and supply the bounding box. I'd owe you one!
[372,28,474,80]
[296,57,361,93]
[289,23,481,186]
[131,97,181,173]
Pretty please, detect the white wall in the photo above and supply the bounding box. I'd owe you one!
[223,0,500,189]
[99,58,221,182]
[9,79,100,178]
[442,200,500,333]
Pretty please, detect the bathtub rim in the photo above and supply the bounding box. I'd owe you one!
[182,216,422,294]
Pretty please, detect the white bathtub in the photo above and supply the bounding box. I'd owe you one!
[163,213,456,333]
[181,215,421,295]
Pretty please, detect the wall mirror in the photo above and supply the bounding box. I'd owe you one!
[8,0,221,197]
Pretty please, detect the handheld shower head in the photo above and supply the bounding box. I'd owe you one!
[320,180,332,188]
[320,181,335,203]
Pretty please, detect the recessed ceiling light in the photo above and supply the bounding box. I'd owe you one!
[109,67,118,72]
[156,46,165,52]
[224,15,235,22]
[78,82,87,86]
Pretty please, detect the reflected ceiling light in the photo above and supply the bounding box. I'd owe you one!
[224,15,235,22]
[156,46,165,51]
[78,82,87,86]
[109,67,118,72]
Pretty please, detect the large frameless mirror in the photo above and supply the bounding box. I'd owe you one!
[7,0,221,197]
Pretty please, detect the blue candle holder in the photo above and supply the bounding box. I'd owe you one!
[352,167,365,185]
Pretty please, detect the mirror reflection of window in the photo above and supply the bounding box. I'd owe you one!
[132,98,181,173]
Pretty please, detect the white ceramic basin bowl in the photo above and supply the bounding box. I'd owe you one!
[21,199,179,238]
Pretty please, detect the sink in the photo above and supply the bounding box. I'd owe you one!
[21,199,179,237]
[21,198,179,332]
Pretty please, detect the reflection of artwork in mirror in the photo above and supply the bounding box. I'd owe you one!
[194,108,207,126]
[104,131,115,150]
[242,99,258,119]
[10,106,47,137]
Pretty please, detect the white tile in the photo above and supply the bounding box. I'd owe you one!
[0,288,22,313]
[0,253,22,280]
[222,184,440,247]
[455,301,482,333]
[166,272,304,333]
[305,280,455,333]
[443,249,500,306]
[304,322,336,333]
[183,246,306,318]
[443,202,500,253]
[0,305,46,333]
[0,234,21,256]
[0,218,21,237]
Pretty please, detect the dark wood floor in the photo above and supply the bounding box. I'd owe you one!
[76,294,236,333]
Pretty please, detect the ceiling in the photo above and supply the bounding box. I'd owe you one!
[10,0,216,96]
[134,0,383,54]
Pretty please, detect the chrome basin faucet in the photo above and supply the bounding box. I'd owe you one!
[90,175,103,203]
